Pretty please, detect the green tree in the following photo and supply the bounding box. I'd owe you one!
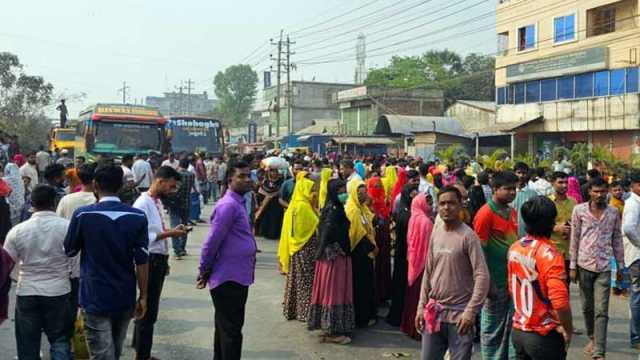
[364,50,495,105]
[0,52,54,152]
[214,64,258,127]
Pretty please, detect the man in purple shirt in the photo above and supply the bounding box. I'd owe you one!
[197,160,256,360]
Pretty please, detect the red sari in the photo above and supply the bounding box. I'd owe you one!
[367,177,391,304]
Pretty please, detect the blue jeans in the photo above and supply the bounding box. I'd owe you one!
[83,309,132,360]
[190,192,201,221]
[16,293,72,360]
[170,211,187,255]
[630,260,640,347]
[200,180,211,204]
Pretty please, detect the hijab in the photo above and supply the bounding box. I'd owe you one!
[567,176,583,203]
[277,171,319,273]
[390,168,407,211]
[367,176,389,220]
[260,169,283,194]
[407,193,434,286]
[317,178,351,259]
[3,163,24,221]
[345,180,375,250]
[354,161,366,179]
[381,165,397,199]
[318,168,333,209]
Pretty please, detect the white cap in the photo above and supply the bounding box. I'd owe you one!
[60,149,69,155]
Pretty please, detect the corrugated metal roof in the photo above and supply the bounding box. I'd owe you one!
[376,114,469,138]
[295,119,340,135]
[330,136,396,145]
[455,100,496,112]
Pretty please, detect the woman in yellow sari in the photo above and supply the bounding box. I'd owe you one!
[382,164,397,201]
[345,180,378,327]
[317,168,333,209]
[278,171,320,321]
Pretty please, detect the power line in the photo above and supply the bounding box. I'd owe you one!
[297,3,493,63]
[288,0,384,36]
[118,81,130,104]
[293,0,430,40]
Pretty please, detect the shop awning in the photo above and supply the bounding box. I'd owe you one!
[330,136,397,145]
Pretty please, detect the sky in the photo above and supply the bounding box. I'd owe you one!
[1,0,496,117]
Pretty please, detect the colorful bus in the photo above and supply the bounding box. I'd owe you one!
[165,116,224,156]
[75,104,166,160]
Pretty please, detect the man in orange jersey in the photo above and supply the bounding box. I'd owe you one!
[508,196,573,360]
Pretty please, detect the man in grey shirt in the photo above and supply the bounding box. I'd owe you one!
[416,185,490,360]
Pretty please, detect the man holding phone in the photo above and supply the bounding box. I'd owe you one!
[548,171,576,280]
[133,166,187,360]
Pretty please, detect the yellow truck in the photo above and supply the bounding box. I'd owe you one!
[49,127,76,155]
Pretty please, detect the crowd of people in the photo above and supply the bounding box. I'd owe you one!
[1,144,640,360]
[0,148,231,360]
[247,152,639,360]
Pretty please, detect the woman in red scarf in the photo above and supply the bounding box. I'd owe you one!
[367,177,392,305]
[389,168,407,213]
[401,192,434,340]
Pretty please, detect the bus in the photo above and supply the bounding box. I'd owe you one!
[165,116,224,156]
[75,103,166,160]
[49,127,77,155]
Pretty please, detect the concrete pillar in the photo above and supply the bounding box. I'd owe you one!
[475,133,480,160]
[510,132,515,159]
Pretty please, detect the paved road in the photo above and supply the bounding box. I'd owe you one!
[0,204,637,359]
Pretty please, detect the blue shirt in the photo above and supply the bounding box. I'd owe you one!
[64,197,149,315]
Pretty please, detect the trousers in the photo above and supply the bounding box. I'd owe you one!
[134,254,168,359]
[577,267,611,358]
[16,293,72,360]
[83,309,133,360]
[210,282,249,360]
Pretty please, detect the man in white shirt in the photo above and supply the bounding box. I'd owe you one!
[35,145,51,181]
[56,163,97,331]
[20,152,39,191]
[56,149,74,168]
[341,159,362,194]
[529,167,553,196]
[161,152,179,169]
[623,171,640,350]
[132,153,154,192]
[4,184,72,359]
[418,163,438,213]
[132,166,187,360]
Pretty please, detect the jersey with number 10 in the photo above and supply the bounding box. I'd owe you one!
[507,236,569,336]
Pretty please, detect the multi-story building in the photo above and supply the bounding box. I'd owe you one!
[495,0,640,159]
[256,81,358,136]
[336,86,445,136]
[145,91,218,116]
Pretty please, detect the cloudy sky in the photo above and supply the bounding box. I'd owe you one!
[1,0,496,116]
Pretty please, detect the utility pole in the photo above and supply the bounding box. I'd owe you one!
[175,84,184,115]
[286,35,295,139]
[185,79,194,115]
[118,81,130,104]
[273,30,283,138]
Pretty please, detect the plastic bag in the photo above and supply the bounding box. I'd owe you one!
[72,311,90,359]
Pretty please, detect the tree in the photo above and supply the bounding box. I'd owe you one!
[0,52,54,152]
[213,64,258,127]
[365,50,495,105]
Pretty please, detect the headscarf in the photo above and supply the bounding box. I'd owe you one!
[381,165,397,199]
[367,176,389,220]
[390,168,407,212]
[260,169,283,194]
[277,171,319,273]
[3,163,24,222]
[13,154,25,167]
[316,178,351,259]
[354,160,366,179]
[567,176,583,203]
[345,180,375,250]
[318,168,333,209]
[407,193,434,286]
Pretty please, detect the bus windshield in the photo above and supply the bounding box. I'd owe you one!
[171,121,221,154]
[56,131,75,141]
[93,122,161,154]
